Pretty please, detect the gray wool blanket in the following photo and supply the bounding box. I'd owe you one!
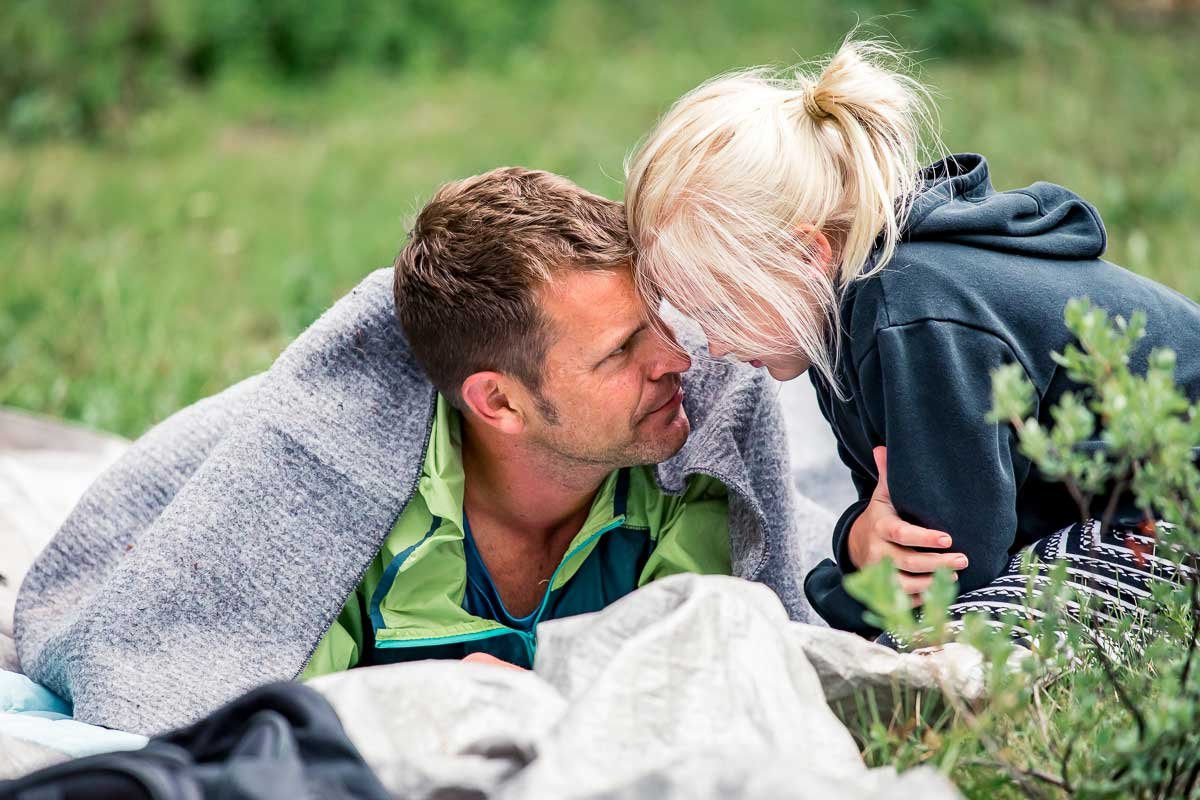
[14,268,823,735]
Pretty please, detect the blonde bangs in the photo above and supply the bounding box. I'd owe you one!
[634,194,839,385]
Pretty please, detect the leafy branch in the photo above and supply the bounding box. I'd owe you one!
[846,298,1200,799]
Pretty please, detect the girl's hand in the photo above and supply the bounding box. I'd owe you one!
[847,446,968,605]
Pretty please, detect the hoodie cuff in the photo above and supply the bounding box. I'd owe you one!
[804,559,881,637]
[833,498,870,575]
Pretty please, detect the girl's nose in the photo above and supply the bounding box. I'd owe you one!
[708,339,730,358]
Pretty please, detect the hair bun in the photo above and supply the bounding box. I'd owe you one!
[802,84,836,120]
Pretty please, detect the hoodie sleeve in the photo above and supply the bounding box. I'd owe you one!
[804,363,885,634]
[806,369,878,574]
[830,451,874,573]
[870,319,1034,594]
[803,486,873,633]
[805,319,1035,635]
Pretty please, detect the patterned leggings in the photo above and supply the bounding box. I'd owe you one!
[878,518,1195,650]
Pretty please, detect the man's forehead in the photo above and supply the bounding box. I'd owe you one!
[539,269,644,351]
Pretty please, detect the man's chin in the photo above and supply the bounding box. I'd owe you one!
[637,406,691,463]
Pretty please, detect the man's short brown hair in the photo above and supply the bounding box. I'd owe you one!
[393,167,633,413]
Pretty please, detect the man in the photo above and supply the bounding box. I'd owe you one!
[303,168,730,674]
[15,168,810,735]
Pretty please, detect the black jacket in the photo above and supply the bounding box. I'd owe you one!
[0,683,389,800]
[804,154,1200,634]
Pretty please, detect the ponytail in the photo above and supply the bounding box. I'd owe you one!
[791,38,936,284]
[626,34,941,391]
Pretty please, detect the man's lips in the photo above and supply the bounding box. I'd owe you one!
[646,385,684,417]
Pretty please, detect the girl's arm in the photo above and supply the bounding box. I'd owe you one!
[847,445,962,600]
[864,319,1034,595]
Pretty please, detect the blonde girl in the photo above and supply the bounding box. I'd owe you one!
[625,36,1200,635]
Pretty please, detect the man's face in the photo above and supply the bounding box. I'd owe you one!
[521,266,693,469]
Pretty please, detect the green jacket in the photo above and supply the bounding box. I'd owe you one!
[302,395,729,676]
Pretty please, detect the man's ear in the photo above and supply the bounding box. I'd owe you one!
[460,372,527,434]
[794,223,836,277]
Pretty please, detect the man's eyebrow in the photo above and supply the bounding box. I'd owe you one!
[599,323,646,356]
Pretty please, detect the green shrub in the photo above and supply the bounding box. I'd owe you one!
[847,299,1200,798]
[0,0,554,141]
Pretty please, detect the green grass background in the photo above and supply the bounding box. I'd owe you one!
[3,1,1199,438]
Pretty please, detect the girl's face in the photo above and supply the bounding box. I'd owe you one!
[695,225,834,382]
[704,329,812,382]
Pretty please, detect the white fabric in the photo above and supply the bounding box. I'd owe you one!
[1,403,934,799]
[0,410,127,670]
[311,574,970,799]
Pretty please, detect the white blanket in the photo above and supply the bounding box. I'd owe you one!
[310,574,970,799]
[0,409,127,671]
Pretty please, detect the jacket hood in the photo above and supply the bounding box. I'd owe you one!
[903,154,1107,260]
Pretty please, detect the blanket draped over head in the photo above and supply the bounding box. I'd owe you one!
[14,268,822,735]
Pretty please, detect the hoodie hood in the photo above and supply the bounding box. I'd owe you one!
[902,154,1107,260]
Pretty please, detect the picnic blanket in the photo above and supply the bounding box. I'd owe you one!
[307,573,968,798]
[0,573,972,798]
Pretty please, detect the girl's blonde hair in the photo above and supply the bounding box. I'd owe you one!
[625,35,940,389]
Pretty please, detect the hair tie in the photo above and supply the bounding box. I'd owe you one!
[803,85,835,120]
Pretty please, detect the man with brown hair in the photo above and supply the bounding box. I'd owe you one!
[303,167,731,672]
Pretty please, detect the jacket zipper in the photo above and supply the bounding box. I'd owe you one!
[373,517,628,663]
[374,625,517,649]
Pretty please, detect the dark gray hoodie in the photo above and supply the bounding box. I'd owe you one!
[805,154,1200,634]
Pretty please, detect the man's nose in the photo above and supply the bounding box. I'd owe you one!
[648,338,692,379]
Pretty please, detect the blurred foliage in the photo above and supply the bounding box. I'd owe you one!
[1,0,1199,436]
[1,0,553,140]
[4,0,1198,142]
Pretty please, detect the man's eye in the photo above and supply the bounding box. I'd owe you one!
[602,328,643,364]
